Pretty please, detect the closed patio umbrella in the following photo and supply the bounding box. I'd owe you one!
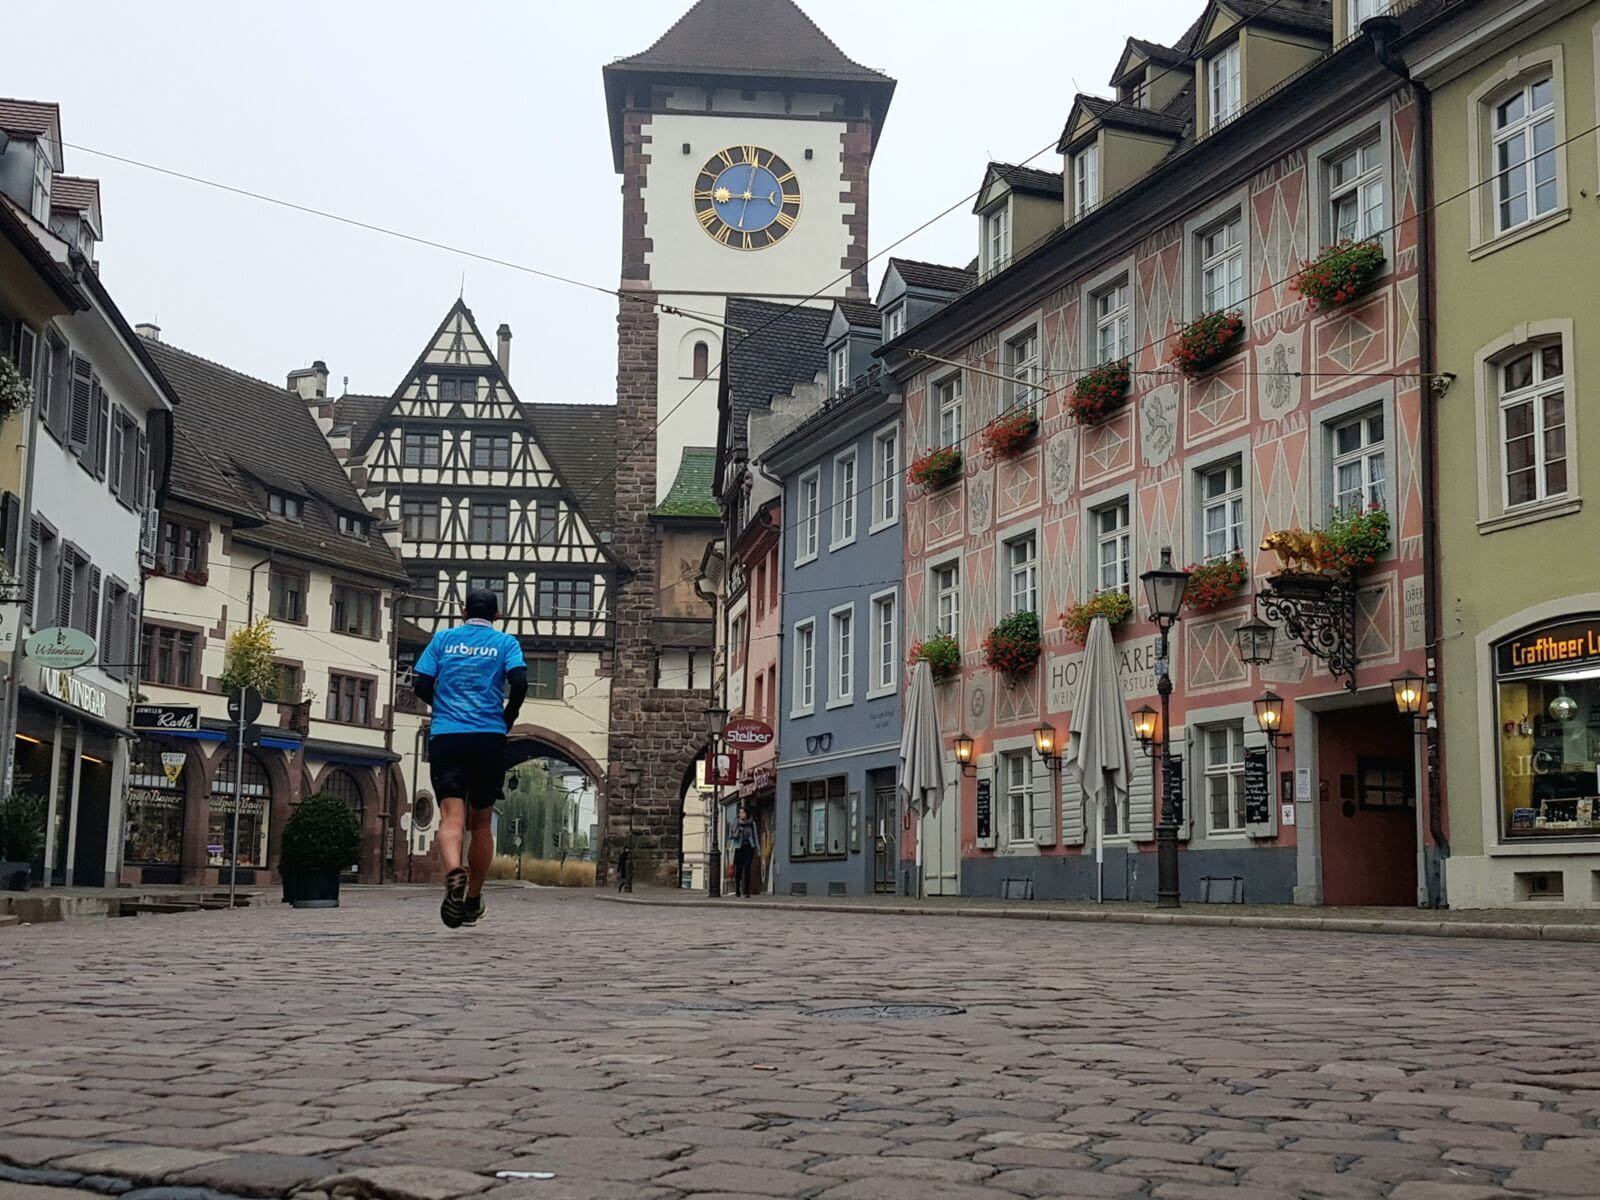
[898,660,946,898]
[1063,615,1139,903]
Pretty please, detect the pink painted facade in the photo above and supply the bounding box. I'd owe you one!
[730,505,781,891]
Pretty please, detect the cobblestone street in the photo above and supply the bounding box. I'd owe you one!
[4,887,1600,1200]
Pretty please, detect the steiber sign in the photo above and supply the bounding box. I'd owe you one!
[723,718,775,750]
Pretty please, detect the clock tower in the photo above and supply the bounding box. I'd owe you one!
[602,0,894,884]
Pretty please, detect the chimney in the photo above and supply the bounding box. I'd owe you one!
[135,322,161,342]
[496,323,512,380]
[287,359,329,401]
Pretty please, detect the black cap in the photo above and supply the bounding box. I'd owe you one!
[465,589,500,620]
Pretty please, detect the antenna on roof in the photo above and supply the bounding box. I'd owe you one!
[342,375,349,397]
[459,268,466,300]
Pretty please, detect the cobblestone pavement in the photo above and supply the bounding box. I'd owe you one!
[4,886,1600,1200]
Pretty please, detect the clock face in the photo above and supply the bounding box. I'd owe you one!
[693,146,802,251]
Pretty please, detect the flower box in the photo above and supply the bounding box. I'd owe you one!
[1260,506,1391,577]
[1060,591,1134,646]
[1069,360,1131,425]
[910,635,961,682]
[1171,311,1245,378]
[906,446,963,492]
[982,612,1041,678]
[1292,240,1385,313]
[980,409,1039,460]
[1183,554,1248,611]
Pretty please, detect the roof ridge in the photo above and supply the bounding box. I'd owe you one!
[147,337,299,400]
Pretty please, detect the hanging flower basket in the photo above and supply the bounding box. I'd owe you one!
[0,357,34,423]
[1317,504,1391,574]
[1060,591,1134,646]
[1183,554,1249,611]
[906,446,963,492]
[982,611,1041,678]
[1292,240,1385,313]
[979,409,1039,460]
[1068,360,1131,425]
[1170,311,1245,378]
[909,634,961,682]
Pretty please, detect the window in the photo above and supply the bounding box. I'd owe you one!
[209,752,270,869]
[140,626,198,689]
[124,743,185,867]
[1499,342,1567,509]
[470,573,508,611]
[1358,757,1414,810]
[1492,76,1557,234]
[536,502,560,545]
[57,545,89,633]
[1199,217,1244,312]
[469,501,510,542]
[158,520,206,577]
[885,306,906,340]
[403,572,437,620]
[657,648,714,690]
[536,576,593,619]
[337,513,367,538]
[753,672,766,720]
[790,776,847,859]
[1005,532,1038,616]
[1094,281,1131,365]
[870,591,897,695]
[269,568,306,623]
[754,561,767,620]
[1094,502,1131,595]
[1330,410,1387,516]
[872,427,899,528]
[1201,461,1244,562]
[30,144,51,221]
[402,430,442,467]
[438,376,477,403]
[1348,0,1390,35]
[527,655,560,699]
[268,492,302,520]
[792,619,815,713]
[1205,723,1247,834]
[1104,786,1125,837]
[830,345,849,395]
[272,663,303,704]
[26,521,58,630]
[1003,752,1032,843]
[933,562,960,638]
[67,354,92,453]
[1074,145,1100,215]
[401,499,439,541]
[472,434,512,469]
[1208,43,1241,130]
[984,205,1011,274]
[829,605,854,705]
[692,341,710,380]
[935,375,963,449]
[797,470,820,562]
[327,674,373,725]
[831,450,857,546]
[1328,135,1385,242]
[1005,328,1040,411]
[100,578,132,683]
[332,584,380,638]
[1494,618,1600,840]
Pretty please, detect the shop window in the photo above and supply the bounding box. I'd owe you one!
[319,769,364,874]
[789,776,847,859]
[124,742,185,866]
[1357,757,1414,809]
[1494,617,1600,840]
[209,750,271,869]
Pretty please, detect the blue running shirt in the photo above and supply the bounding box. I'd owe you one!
[415,620,526,736]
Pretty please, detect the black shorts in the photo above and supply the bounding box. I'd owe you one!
[429,733,508,810]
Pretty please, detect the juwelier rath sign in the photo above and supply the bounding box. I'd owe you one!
[1496,617,1600,678]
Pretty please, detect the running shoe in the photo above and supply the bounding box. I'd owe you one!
[461,894,486,926]
[440,868,469,928]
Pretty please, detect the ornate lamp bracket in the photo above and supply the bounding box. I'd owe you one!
[1258,572,1358,692]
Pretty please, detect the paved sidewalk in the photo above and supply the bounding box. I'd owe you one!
[3,885,1600,1199]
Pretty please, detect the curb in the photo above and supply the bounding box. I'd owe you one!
[596,894,1600,943]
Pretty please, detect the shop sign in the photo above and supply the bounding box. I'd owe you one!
[724,718,774,749]
[1047,638,1161,712]
[132,703,200,732]
[1496,617,1600,677]
[25,626,98,669]
[160,752,186,785]
[36,665,108,719]
[129,787,181,810]
[1243,749,1270,826]
[0,601,21,653]
[704,748,740,786]
[739,764,776,796]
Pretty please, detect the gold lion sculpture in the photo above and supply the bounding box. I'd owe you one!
[1260,528,1327,574]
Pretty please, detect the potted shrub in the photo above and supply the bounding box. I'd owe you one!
[980,409,1039,459]
[910,634,961,682]
[1318,505,1392,574]
[0,793,46,891]
[1068,360,1131,425]
[1171,311,1245,378]
[1061,591,1134,645]
[983,611,1041,678]
[1184,554,1249,611]
[1292,239,1385,313]
[279,793,362,908]
[906,446,963,492]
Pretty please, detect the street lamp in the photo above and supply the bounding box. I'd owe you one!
[953,733,976,777]
[1391,670,1425,722]
[622,766,641,893]
[1032,724,1064,772]
[1140,546,1191,910]
[1253,690,1292,750]
[1234,597,1277,667]
[1131,705,1158,757]
[707,704,729,898]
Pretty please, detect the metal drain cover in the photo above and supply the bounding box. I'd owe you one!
[806,1003,964,1021]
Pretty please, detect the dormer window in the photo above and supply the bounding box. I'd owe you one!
[884,306,906,341]
[983,205,1011,275]
[1208,43,1241,130]
[337,513,367,538]
[31,151,52,222]
[1348,0,1390,37]
[1120,73,1150,109]
[1073,146,1100,216]
[830,344,849,394]
[438,376,477,403]
[268,492,302,520]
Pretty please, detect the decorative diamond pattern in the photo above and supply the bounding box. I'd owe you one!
[1185,615,1249,693]
[997,456,1040,520]
[1081,412,1133,486]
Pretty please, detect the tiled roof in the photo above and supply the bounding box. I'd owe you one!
[989,162,1065,197]
[892,258,979,294]
[611,0,891,82]
[142,338,408,583]
[837,299,880,328]
[50,176,99,213]
[1078,95,1188,138]
[723,297,831,457]
[334,393,389,451]
[524,402,617,535]
[1126,36,1189,63]
[655,446,721,519]
[1204,0,1332,45]
[0,98,59,138]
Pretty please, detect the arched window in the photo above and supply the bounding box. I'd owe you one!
[125,742,186,865]
[209,751,272,869]
[319,769,366,876]
[693,341,710,380]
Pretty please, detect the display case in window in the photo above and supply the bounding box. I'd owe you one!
[1494,617,1600,839]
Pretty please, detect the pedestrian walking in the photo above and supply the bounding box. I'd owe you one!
[731,808,760,898]
[411,589,527,929]
[616,844,631,892]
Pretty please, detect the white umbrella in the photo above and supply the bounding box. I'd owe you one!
[899,660,946,898]
[1064,615,1140,903]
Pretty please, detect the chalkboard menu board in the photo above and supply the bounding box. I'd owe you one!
[1163,754,1184,825]
[1244,748,1271,826]
[976,778,992,841]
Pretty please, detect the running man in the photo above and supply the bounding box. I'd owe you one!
[412,589,527,928]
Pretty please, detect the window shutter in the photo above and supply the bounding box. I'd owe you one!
[16,327,35,390]
[69,357,92,450]
[86,566,102,642]
[57,549,76,629]
[91,384,109,478]
[1128,746,1157,842]
[975,755,997,851]
[23,519,40,627]
[124,592,141,680]
[1170,727,1193,842]
[101,585,118,681]
[0,491,21,572]
[1061,765,1086,847]
[1031,760,1058,848]
[108,415,125,499]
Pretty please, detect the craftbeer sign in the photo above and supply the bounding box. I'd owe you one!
[25,626,97,669]
[723,717,774,749]
[1497,617,1600,677]
[132,704,201,732]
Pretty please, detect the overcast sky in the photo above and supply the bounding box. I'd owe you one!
[14,0,1193,402]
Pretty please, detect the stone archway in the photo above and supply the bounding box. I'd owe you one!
[505,724,605,864]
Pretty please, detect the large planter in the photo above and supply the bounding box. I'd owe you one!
[0,861,32,892]
[282,868,341,908]
[1061,591,1134,645]
[980,410,1039,460]
[983,612,1041,678]
[906,447,963,492]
